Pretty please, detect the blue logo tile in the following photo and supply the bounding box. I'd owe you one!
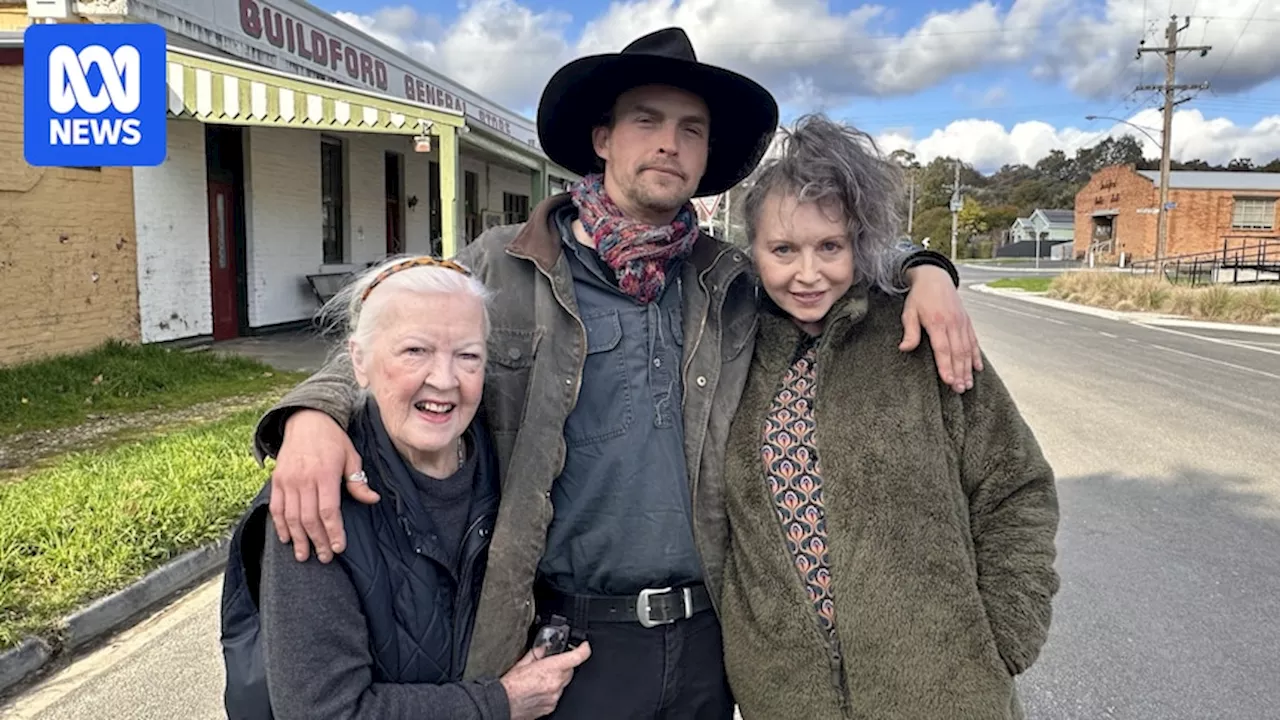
[24,22,167,167]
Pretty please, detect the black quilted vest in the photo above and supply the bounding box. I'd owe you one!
[220,404,500,719]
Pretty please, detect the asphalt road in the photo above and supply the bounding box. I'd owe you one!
[4,273,1279,720]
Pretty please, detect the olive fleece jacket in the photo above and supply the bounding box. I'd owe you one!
[720,287,1060,720]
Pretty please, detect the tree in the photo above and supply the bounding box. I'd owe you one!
[983,204,1021,242]
[957,197,990,240]
[909,206,953,253]
[1227,158,1255,171]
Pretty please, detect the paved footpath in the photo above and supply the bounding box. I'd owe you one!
[4,279,1279,719]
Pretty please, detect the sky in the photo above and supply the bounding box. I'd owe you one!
[316,0,1280,174]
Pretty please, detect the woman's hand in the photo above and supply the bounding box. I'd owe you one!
[499,642,592,720]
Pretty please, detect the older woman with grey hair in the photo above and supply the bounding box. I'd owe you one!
[220,256,590,720]
[716,115,1060,720]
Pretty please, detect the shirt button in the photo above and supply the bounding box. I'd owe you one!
[653,358,661,368]
[565,378,571,385]
[696,376,707,387]
[508,347,521,360]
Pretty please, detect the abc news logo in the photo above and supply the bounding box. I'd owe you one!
[47,44,144,147]
[23,23,166,168]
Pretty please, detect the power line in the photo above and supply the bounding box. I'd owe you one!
[1202,0,1263,92]
[1134,14,1211,274]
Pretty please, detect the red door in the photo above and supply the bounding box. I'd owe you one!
[207,180,239,341]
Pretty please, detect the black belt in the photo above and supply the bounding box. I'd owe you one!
[536,583,713,628]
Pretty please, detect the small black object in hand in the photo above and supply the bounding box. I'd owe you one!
[532,614,571,656]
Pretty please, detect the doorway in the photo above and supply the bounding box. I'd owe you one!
[204,126,248,340]
[385,152,404,256]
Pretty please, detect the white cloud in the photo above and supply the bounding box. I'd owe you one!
[333,0,1070,111]
[877,108,1280,172]
[1042,0,1280,98]
[327,0,1280,170]
[334,0,573,111]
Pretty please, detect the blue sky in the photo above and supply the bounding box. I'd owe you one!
[317,0,1280,170]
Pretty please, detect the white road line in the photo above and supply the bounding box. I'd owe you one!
[1099,331,1118,338]
[1133,323,1280,358]
[1148,343,1280,382]
[971,300,1072,326]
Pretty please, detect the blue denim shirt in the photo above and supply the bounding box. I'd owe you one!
[536,206,703,596]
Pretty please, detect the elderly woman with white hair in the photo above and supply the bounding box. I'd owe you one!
[716,115,1061,720]
[220,257,590,720]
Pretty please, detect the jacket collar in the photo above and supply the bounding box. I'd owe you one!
[506,193,751,285]
[755,282,874,369]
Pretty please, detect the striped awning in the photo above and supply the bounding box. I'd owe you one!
[164,46,465,135]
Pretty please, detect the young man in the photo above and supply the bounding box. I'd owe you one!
[252,28,983,718]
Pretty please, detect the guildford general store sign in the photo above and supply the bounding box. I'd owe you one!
[115,0,538,147]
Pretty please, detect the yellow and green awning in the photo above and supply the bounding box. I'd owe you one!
[164,47,465,135]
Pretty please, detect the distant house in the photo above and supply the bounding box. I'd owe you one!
[1074,166,1280,260]
[998,208,1074,257]
[1009,217,1035,243]
[1029,209,1075,242]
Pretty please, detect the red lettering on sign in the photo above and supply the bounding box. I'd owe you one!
[358,54,372,85]
[345,47,360,81]
[406,73,468,115]
[329,38,342,72]
[263,7,285,49]
[239,0,261,38]
[296,21,311,60]
[309,29,326,65]
[233,1,395,93]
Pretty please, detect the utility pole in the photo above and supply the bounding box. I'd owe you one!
[1137,14,1210,276]
[945,162,974,262]
[907,173,915,235]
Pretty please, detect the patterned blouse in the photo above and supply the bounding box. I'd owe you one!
[761,335,839,646]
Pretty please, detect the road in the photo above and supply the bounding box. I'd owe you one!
[4,269,1279,719]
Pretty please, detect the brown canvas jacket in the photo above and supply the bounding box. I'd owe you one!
[252,193,761,679]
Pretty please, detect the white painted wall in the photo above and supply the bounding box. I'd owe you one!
[135,124,525,335]
[337,133,436,261]
[244,126,322,328]
[133,118,210,343]
[460,155,533,222]
[244,129,443,328]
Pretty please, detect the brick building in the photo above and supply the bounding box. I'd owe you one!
[1,33,143,366]
[1074,164,1280,262]
[1,0,578,364]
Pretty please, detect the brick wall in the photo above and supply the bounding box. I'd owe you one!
[0,64,140,367]
[1073,165,1158,260]
[1167,187,1279,257]
[133,119,211,343]
[1076,165,1280,261]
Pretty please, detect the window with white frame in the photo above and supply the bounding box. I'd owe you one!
[1231,197,1276,230]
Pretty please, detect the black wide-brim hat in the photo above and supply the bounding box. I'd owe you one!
[537,27,780,198]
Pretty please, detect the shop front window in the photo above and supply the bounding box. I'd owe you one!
[321,137,346,264]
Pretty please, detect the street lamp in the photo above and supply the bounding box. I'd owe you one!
[1085,114,1171,275]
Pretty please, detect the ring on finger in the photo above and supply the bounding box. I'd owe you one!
[345,470,368,484]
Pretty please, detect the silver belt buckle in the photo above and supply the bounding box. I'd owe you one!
[636,586,694,628]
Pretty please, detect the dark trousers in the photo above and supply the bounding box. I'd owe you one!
[545,608,734,720]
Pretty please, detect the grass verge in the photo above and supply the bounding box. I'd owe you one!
[0,340,307,436]
[988,277,1053,293]
[0,404,273,651]
[1046,273,1280,325]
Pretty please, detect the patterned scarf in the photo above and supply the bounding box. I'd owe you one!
[570,173,700,304]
